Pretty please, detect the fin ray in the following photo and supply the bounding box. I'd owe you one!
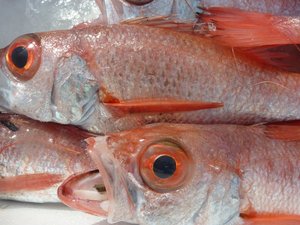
[0,173,63,192]
[264,121,300,141]
[104,99,223,114]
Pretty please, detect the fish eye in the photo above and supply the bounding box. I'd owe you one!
[139,141,192,193]
[153,155,176,179]
[124,0,154,6]
[5,34,41,81]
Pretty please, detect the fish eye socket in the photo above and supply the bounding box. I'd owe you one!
[5,34,41,81]
[139,141,192,193]
[124,0,154,6]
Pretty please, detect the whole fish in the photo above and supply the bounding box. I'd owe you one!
[58,123,300,225]
[0,114,95,203]
[0,23,299,134]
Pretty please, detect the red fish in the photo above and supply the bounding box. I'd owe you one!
[58,122,300,225]
[0,22,299,134]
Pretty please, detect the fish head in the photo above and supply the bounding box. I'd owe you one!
[59,124,241,225]
[0,31,99,125]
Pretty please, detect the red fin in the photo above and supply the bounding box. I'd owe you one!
[241,45,300,73]
[121,16,196,33]
[198,7,300,47]
[264,121,300,141]
[104,99,223,114]
[243,216,300,225]
[0,173,63,192]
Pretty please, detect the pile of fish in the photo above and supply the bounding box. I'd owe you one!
[0,0,300,224]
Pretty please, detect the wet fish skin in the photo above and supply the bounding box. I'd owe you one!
[0,25,299,134]
[0,114,95,203]
[84,123,300,225]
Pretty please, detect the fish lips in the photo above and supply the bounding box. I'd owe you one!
[57,170,109,217]
[58,136,136,223]
[57,137,121,220]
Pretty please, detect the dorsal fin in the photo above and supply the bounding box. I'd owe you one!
[197,7,300,73]
[264,121,300,141]
[240,45,300,73]
[197,7,300,47]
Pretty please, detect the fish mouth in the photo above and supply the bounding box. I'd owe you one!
[58,136,115,218]
[57,170,110,217]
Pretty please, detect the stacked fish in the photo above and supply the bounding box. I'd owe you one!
[0,0,300,224]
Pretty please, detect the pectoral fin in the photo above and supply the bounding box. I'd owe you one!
[0,173,63,192]
[264,121,300,141]
[243,216,300,225]
[104,99,223,114]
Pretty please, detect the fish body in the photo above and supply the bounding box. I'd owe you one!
[0,114,95,203]
[59,123,300,225]
[0,25,299,134]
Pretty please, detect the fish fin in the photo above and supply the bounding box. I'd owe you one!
[0,173,63,192]
[240,45,300,73]
[104,99,223,114]
[264,121,300,141]
[242,216,300,225]
[121,16,197,33]
[197,7,300,47]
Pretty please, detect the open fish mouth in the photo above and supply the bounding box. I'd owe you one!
[58,170,111,217]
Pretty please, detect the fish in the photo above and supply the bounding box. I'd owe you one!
[58,122,300,225]
[0,114,95,203]
[0,23,299,134]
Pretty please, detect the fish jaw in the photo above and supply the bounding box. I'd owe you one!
[58,170,109,217]
[86,136,137,224]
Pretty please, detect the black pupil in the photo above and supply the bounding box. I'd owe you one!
[11,46,28,68]
[153,155,176,179]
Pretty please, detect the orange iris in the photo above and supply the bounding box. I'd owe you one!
[139,141,193,193]
[5,34,41,81]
